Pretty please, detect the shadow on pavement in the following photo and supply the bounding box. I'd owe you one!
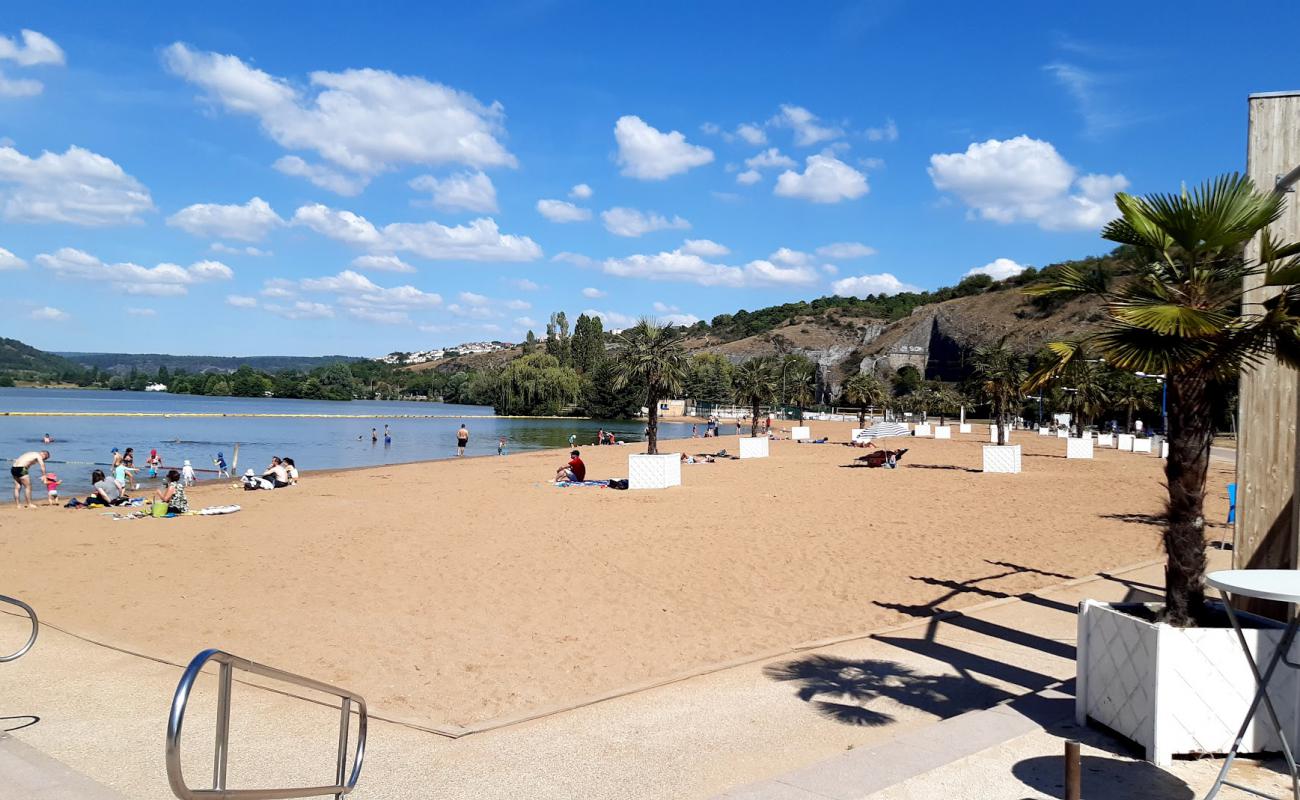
[1012,754,1193,799]
[763,656,1013,727]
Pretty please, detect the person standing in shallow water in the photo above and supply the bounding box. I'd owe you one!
[456,424,469,456]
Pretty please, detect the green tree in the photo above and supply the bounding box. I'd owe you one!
[570,313,606,375]
[684,353,734,404]
[523,330,539,355]
[545,311,571,367]
[1026,173,1300,626]
[585,361,643,419]
[495,354,579,415]
[891,364,923,396]
[733,357,779,437]
[841,372,888,427]
[316,363,358,401]
[156,365,170,385]
[610,319,688,454]
[1107,371,1155,433]
[972,337,1026,446]
[230,365,271,397]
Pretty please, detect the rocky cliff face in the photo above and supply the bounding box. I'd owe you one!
[692,287,1102,398]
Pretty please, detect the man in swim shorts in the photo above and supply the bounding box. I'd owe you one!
[11,450,50,509]
[456,424,469,456]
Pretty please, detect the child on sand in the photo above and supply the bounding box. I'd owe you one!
[181,460,196,486]
[214,451,229,478]
[44,472,60,506]
[497,435,507,456]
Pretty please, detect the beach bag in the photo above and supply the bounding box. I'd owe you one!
[608,479,629,490]
[151,501,169,518]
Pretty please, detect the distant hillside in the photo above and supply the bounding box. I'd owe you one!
[0,337,81,376]
[57,351,364,375]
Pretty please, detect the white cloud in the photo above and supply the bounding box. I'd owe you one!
[292,203,542,261]
[735,123,767,146]
[660,313,700,327]
[0,246,27,270]
[816,241,877,260]
[536,198,592,223]
[126,307,157,317]
[299,269,443,311]
[260,278,296,299]
[346,306,409,325]
[821,264,839,275]
[601,206,690,237]
[769,247,813,267]
[0,144,153,225]
[409,171,497,213]
[583,308,637,330]
[273,156,368,196]
[681,239,730,257]
[553,252,595,268]
[167,196,283,241]
[226,294,258,308]
[507,278,539,291]
[29,305,68,321]
[0,30,64,66]
[164,43,516,189]
[211,243,271,257]
[265,301,334,320]
[745,148,797,170]
[614,115,714,180]
[459,290,489,305]
[652,301,679,313]
[569,183,593,199]
[0,73,42,97]
[602,249,817,288]
[34,247,232,295]
[965,257,1027,281]
[736,170,762,185]
[769,105,842,146]
[351,253,415,273]
[831,272,921,298]
[515,315,538,328]
[928,135,1128,231]
[1045,63,1125,138]
[774,153,869,203]
[865,118,899,142]
[581,287,606,298]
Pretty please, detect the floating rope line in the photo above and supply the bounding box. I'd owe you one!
[3,412,587,419]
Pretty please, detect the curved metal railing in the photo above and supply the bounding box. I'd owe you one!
[0,594,37,662]
[166,648,367,800]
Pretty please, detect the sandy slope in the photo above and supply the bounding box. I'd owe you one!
[0,423,1231,729]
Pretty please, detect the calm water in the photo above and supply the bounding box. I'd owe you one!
[0,388,692,495]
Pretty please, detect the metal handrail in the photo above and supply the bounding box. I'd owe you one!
[0,594,37,662]
[166,648,367,800]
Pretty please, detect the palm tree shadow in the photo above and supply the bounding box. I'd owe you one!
[905,463,981,474]
[764,656,1012,726]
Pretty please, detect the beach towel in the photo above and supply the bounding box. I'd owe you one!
[196,504,241,515]
[554,480,610,488]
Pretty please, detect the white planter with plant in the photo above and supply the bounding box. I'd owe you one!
[1096,432,1114,447]
[1076,600,1299,765]
[1117,433,1134,450]
[1133,438,1153,454]
[791,425,811,441]
[628,453,681,489]
[959,423,972,433]
[1066,436,1093,459]
[913,423,932,437]
[933,425,951,439]
[1029,174,1300,765]
[1039,427,1051,436]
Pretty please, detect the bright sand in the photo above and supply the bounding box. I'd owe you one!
[0,423,1232,729]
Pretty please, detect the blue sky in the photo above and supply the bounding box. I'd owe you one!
[1,1,1296,356]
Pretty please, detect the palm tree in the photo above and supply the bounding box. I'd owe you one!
[786,365,815,415]
[842,372,888,427]
[610,319,688,455]
[1031,349,1110,436]
[972,337,1027,446]
[1109,372,1154,434]
[733,357,779,437]
[1027,173,1300,626]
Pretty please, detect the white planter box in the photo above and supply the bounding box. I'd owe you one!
[738,436,769,459]
[1118,434,1134,451]
[1133,438,1153,454]
[1057,429,1070,438]
[913,423,932,437]
[1038,427,1051,436]
[933,425,952,439]
[1096,433,1114,448]
[988,425,1003,443]
[982,444,1021,473]
[1066,436,1094,459]
[628,453,682,490]
[791,426,811,441]
[1077,600,1299,765]
[1162,441,1169,458]
[958,423,972,434]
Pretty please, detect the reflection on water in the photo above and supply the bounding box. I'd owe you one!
[1,388,693,494]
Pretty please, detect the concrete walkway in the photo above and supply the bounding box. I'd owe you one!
[0,552,1228,799]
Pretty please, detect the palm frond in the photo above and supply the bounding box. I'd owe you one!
[1022,264,1110,297]
[1110,300,1233,337]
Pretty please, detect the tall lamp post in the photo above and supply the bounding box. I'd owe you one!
[1135,371,1168,435]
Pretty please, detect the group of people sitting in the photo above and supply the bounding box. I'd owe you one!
[241,456,299,490]
[66,466,190,513]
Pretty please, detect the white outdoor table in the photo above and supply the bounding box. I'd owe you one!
[1205,570,1300,800]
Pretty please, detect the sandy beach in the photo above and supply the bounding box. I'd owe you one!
[0,423,1232,730]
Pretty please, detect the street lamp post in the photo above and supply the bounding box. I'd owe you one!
[1135,372,1168,435]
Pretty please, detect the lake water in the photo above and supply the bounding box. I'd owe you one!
[0,388,697,495]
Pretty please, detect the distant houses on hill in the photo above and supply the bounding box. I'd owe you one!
[382,341,514,366]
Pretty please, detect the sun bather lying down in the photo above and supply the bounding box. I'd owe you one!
[681,453,716,464]
[855,447,909,468]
